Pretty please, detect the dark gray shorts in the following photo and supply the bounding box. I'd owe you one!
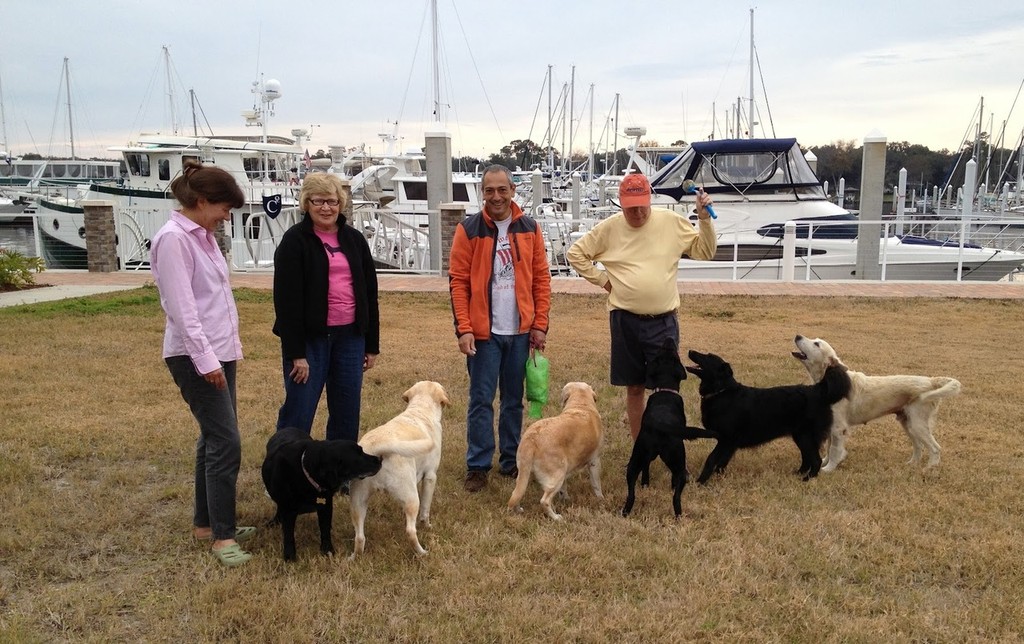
[609,309,680,387]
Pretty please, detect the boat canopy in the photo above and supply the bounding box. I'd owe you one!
[650,138,826,202]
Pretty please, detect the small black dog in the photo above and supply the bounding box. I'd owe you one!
[622,340,719,518]
[686,350,851,483]
[262,427,383,561]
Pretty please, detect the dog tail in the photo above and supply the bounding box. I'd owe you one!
[364,436,435,460]
[680,426,718,441]
[507,437,536,511]
[918,377,961,402]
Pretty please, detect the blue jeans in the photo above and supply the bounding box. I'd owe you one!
[466,333,530,472]
[277,324,365,441]
[166,356,241,542]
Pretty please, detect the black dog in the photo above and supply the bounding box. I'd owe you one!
[685,350,851,483]
[261,427,383,561]
[622,340,719,518]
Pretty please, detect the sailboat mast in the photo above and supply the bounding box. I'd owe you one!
[612,93,619,174]
[64,58,75,159]
[547,64,553,171]
[588,83,594,181]
[748,8,755,138]
[163,47,177,134]
[569,65,575,174]
[431,0,441,123]
[190,89,198,136]
[0,63,9,155]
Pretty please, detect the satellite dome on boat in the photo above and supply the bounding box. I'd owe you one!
[262,79,282,101]
[623,126,646,137]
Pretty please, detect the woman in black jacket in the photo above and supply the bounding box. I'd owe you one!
[272,172,380,441]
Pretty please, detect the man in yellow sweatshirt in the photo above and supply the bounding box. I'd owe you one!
[566,171,716,440]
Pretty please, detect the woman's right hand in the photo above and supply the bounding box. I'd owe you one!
[289,358,310,384]
[204,368,227,391]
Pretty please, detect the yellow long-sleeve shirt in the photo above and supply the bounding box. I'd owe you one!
[566,208,717,314]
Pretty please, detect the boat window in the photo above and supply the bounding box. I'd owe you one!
[159,159,170,181]
[453,183,470,202]
[126,153,151,177]
[68,164,81,178]
[685,244,826,262]
[756,214,861,240]
[0,165,10,178]
[52,164,66,178]
[404,181,427,201]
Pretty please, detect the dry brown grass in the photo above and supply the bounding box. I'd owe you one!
[1,287,1022,642]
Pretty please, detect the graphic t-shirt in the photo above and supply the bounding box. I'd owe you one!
[489,217,519,335]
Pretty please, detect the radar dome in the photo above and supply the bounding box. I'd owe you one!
[263,79,282,101]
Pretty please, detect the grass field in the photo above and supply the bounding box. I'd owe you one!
[1,287,1022,642]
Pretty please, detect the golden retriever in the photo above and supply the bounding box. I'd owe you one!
[792,335,961,471]
[507,382,604,520]
[349,381,449,556]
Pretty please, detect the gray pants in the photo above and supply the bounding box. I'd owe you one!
[166,356,241,541]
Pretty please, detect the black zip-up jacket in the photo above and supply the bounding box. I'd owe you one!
[272,213,380,359]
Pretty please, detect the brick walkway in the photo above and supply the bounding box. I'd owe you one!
[33,269,1024,299]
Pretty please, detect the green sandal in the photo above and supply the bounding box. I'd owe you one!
[234,526,256,543]
[212,543,252,568]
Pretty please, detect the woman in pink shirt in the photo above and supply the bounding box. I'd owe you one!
[151,160,253,568]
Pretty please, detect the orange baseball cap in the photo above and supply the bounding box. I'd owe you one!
[618,172,651,208]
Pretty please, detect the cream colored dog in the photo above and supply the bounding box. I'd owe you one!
[349,381,449,557]
[792,335,961,471]
[507,382,604,520]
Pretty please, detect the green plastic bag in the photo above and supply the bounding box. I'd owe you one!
[525,350,550,419]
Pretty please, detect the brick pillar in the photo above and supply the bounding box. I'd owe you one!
[439,203,466,275]
[339,179,352,219]
[81,200,118,272]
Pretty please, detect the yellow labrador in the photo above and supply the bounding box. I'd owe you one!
[507,382,604,520]
[793,336,961,471]
[349,381,449,557]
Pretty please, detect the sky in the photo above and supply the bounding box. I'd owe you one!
[1,0,1022,162]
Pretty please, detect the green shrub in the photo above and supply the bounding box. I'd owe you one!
[0,248,45,290]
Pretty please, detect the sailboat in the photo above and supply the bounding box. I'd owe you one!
[639,11,1024,281]
[0,58,121,228]
[33,49,306,269]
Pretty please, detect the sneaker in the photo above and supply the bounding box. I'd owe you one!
[464,470,487,493]
[498,465,519,479]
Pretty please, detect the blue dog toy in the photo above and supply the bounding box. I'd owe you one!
[682,180,716,219]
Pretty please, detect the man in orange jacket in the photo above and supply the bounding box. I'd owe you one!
[449,164,551,493]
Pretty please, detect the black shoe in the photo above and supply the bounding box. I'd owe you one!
[498,465,518,479]
[464,470,487,493]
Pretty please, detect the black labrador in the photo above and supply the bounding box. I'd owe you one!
[622,340,719,518]
[685,350,851,483]
[262,427,383,561]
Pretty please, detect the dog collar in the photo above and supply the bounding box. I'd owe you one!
[651,388,680,395]
[700,388,728,400]
[301,451,324,493]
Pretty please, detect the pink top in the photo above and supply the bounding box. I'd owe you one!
[151,211,243,375]
[314,228,356,326]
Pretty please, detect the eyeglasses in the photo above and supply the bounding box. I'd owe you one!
[310,198,340,207]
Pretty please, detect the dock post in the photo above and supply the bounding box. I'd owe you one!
[856,131,886,280]
[440,203,466,275]
[425,131,453,272]
[81,200,118,272]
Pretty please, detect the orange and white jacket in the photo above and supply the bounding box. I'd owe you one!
[448,201,551,340]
